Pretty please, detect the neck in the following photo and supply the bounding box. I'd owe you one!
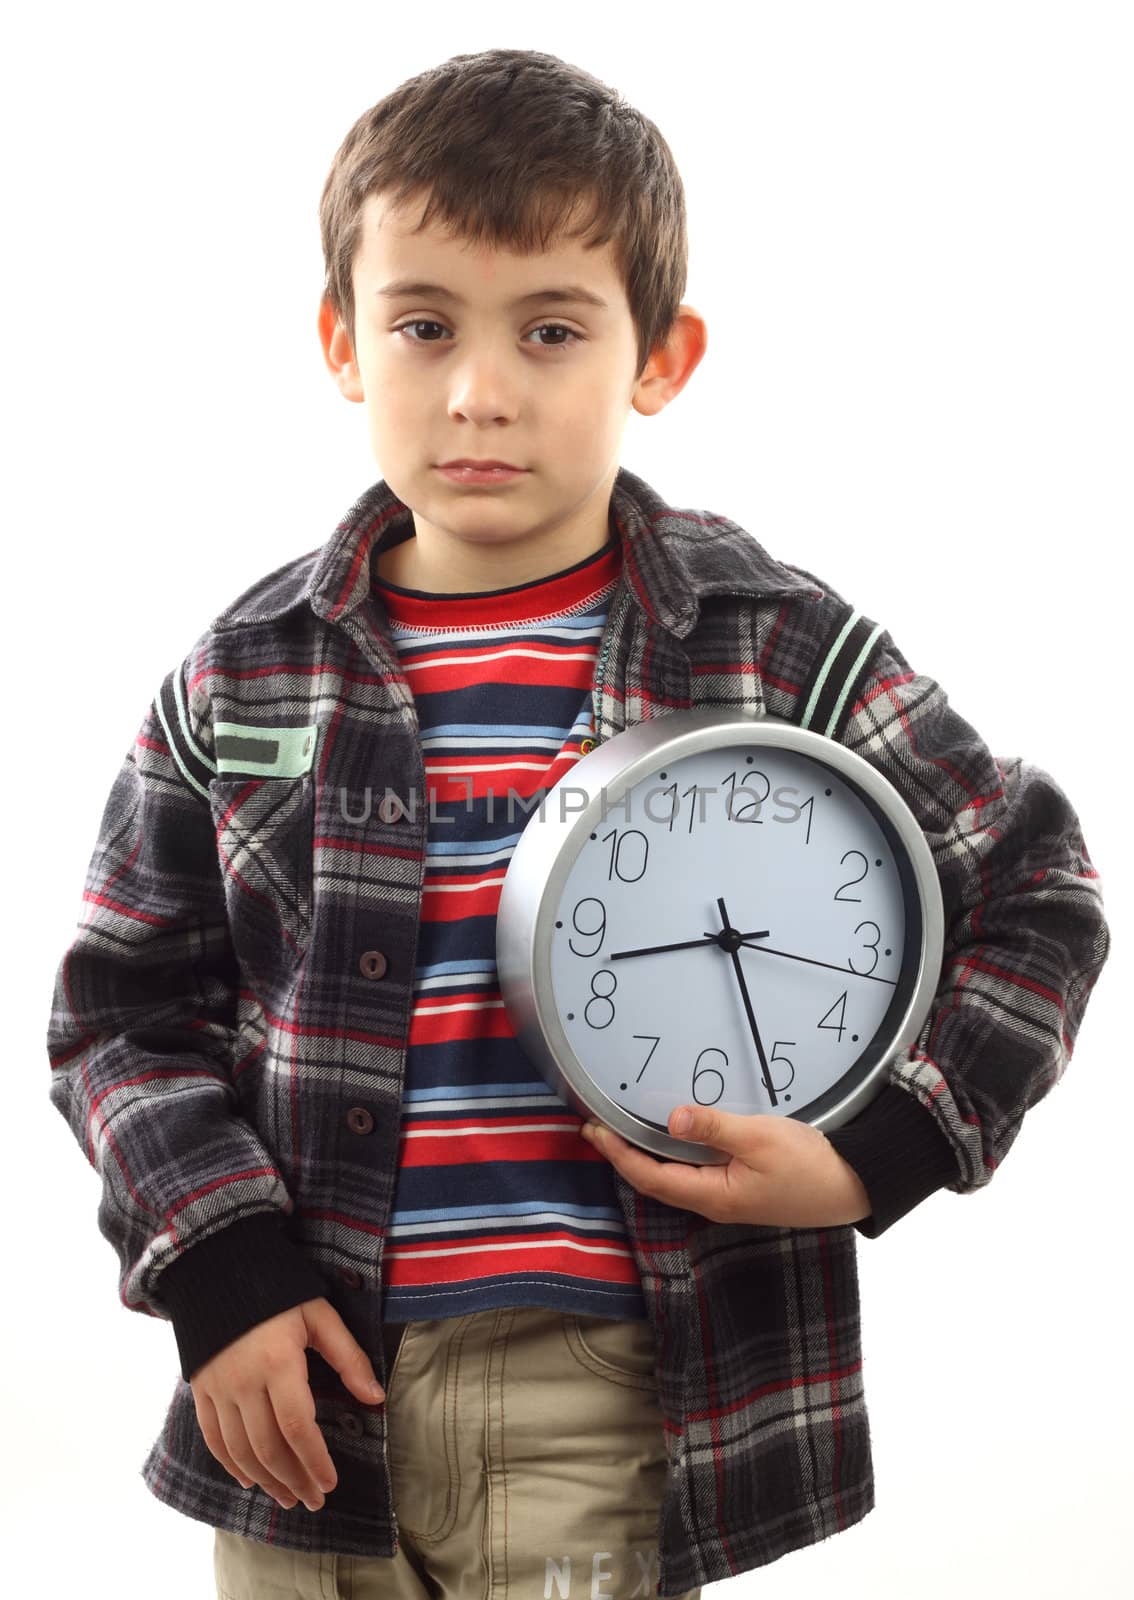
[376,523,613,595]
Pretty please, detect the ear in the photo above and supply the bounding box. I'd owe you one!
[317,297,364,403]
[631,304,708,418]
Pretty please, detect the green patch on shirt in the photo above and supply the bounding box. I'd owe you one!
[213,722,318,777]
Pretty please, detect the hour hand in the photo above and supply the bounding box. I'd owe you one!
[609,933,726,960]
[609,928,769,960]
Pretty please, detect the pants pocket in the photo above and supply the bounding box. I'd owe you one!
[563,1313,660,1390]
[384,1319,464,1543]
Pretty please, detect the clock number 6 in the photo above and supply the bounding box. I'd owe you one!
[631,1037,729,1104]
[692,1047,727,1106]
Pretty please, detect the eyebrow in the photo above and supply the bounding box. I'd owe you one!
[375,278,609,310]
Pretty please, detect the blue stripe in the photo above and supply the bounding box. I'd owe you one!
[424,832,525,856]
[401,1080,552,1101]
[393,1200,627,1222]
[415,959,500,977]
[419,721,589,738]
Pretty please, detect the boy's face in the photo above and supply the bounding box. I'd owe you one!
[318,188,704,587]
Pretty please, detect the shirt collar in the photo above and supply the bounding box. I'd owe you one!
[299,464,821,640]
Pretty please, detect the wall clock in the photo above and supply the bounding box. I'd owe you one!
[496,710,944,1165]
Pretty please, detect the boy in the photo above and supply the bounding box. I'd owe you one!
[47,46,1110,1600]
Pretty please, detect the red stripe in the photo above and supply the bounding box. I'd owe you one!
[408,998,512,1047]
[314,834,421,862]
[384,1234,640,1289]
[420,880,506,923]
[81,890,169,927]
[398,1119,598,1168]
[378,543,621,629]
[403,643,600,690]
[189,660,395,693]
[238,988,405,1050]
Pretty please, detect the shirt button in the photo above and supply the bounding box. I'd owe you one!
[346,1107,375,1135]
[339,1413,364,1438]
[580,737,596,754]
[338,1266,363,1289]
[359,950,388,980]
[377,793,406,823]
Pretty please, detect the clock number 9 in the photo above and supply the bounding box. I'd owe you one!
[568,897,606,958]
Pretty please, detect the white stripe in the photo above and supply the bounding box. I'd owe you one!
[420,736,565,750]
[389,1211,619,1236]
[413,998,507,1014]
[402,648,598,670]
[154,694,211,802]
[422,877,507,895]
[415,971,500,990]
[173,667,218,773]
[425,761,554,773]
[406,1094,560,1112]
[396,623,605,645]
[823,622,886,737]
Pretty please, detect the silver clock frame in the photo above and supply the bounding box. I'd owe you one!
[496,710,945,1165]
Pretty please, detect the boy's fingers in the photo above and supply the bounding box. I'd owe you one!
[214,1393,297,1506]
[302,1297,384,1403]
[195,1390,255,1493]
[264,1372,336,1504]
[586,1123,727,1212]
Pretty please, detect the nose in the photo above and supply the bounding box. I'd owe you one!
[447,351,524,424]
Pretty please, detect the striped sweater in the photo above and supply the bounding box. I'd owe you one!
[372,535,647,1322]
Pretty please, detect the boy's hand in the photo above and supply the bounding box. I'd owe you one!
[580,1106,873,1229]
[188,1296,385,1512]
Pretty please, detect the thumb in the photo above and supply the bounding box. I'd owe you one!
[669,1104,753,1148]
[302,1298,385,1402]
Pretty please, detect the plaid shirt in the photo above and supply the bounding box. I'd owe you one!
[47,464,1110,1594]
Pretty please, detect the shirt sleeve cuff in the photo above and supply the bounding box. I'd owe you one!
[155,1211,330,1382]
[824,1082,961,1238]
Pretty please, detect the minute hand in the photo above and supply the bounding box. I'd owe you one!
[717,896,778,1109]
[733,938,898,987]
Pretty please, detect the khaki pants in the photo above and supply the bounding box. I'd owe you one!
[214,1305,701,1600]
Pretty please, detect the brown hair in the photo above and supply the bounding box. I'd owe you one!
[318,48,687,382]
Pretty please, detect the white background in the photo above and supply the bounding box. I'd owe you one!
[5,2,1129,1594]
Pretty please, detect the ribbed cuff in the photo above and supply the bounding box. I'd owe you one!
[825,1082,961,1238]
[155,1211,330,1382]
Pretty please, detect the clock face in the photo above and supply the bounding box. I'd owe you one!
[545,742,923,1132]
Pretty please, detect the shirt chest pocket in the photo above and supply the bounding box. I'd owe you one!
[208,773,315,981]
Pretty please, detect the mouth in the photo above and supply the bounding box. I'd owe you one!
[435,463,529,484]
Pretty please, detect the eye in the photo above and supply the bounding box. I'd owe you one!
[391,319,583,350]
[526,324,582,349]
[391,319,447,344]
